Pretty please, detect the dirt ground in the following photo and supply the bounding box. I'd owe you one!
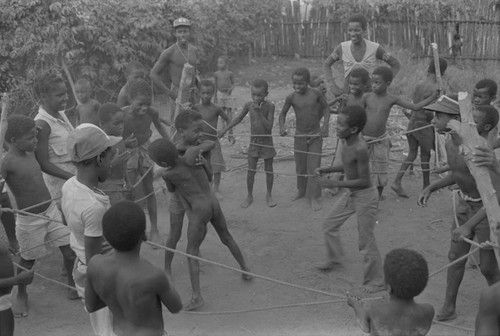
[13,58,482,335]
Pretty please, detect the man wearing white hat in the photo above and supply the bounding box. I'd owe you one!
[151,17,200,124]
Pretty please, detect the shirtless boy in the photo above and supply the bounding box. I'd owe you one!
[314,106,384,293]
[279,67,330,211]
[347,248,434,336]
[391,58,448,197]
[214,56,235,144]
[193,80,230,195]
[0,241,33,336]
[220,79,277,208]
[471,79,499,147]
[363,66,439,198]
[85,201,182,336]
[417,97,500,321]
[117,61,147,108]
[149,137,251,311]
[1,115,77,317]
[123,78,170,243]
[329,67,370,109]
[75,78,101,125]
[150,17,200,123]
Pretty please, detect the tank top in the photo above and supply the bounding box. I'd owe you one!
[34,107,73,164]
[340,39,380,78]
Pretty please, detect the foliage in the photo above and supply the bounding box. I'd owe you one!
[0,0,280,114]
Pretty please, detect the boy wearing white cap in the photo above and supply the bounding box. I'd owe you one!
[417,96,500,322]
[151,17,200,123]
[61,123,121,336]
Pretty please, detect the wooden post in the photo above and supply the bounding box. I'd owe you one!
[60,61,76,130]
[448,92,500,266]
[173,63,195,123]
[431,43,447,169]
[0,93,10,157]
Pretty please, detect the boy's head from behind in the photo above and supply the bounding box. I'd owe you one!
[125,61,146,83]
[174,109,203,146]
[99,103,124,137]
[149,138,178,168]
[428,58,447,76]
[336,105,366,139]
[371,67,393,94]
[5,115,38,152]
[384,248,429,300]
[473,79,497,106]
[33,71,68,113]
[217,56,228,70]
[292,68,310,94]
[103,201,146,252]
[349,68,370,96]
[251,79,269,105]
[128,79,152,115]
[200,79,215,104]
[75,78,92,103]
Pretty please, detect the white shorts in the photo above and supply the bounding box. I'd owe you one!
[16,202,70,260]
[42,162,76,206]
[0,293,12,311]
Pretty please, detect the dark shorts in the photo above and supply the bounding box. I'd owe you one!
[452,192,490,244]
[407,119,435,152]
[248,138,276,160]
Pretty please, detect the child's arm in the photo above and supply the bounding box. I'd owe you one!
[219,103,250,136]
[323,46,343,96]
[318,91,330,137]
[417,173,455,206]
[279,95,293,136]
[82,206,107,263]
[0,271,34,288]
[117,86,128,108]
[229,71,235,94]
[150,108,170,141]
[156,271,182,313]
[395,90,439,111]
[151,49,176,100]
[85,257,107,313]
[452,208,486,242]
[328,94,348,107]
[347,293,371,333]
[218,107,231,127]
[315,165,343,175]
[34,120,74,180]
[214,72,219,103]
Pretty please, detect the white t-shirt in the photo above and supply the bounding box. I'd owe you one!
[62,177,111,264]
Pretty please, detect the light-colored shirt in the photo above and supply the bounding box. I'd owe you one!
[338,39,380,78]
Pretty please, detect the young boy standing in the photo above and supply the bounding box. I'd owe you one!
[150,137,251,311]
[85,201,182,336]
[347,249,434,336]
[62,123,121,335]
[1,115,77,317]
[314,106,384,293]
[279,67,330,211]
[193,80,230,195]
[417,98,500,321]
[214,56,235,144]
[220,79,277,208]
[362,66,439,199]
[123,78,170,244]
[391,58,448,197]
[75,78,101,126]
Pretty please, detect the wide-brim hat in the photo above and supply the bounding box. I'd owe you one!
[424,95,460,115]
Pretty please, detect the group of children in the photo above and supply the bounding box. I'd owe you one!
[0,16,500,336]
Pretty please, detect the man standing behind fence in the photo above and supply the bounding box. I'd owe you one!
[323,14,401,96]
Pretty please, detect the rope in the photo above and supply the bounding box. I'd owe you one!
[131,166,153,189]
[428,246,481,278]
[13,261,76,291]
[365,124,434,144]
[20,196,62,212]
[134,190,157,203]
[212,162,314,177]
[1,207,64,224]
[182,299,348,315]
[433,320,474,333]
[145,241,382,300]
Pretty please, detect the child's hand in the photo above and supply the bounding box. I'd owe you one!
[194,150,206,166]
[346,292,362,308]
[16,270,34,285]
[218,129,226,139]
[315,167,326,175]
[452,225,472,242]
[124,134,138,149]
[417,187,432,207]
[113,150,131,166]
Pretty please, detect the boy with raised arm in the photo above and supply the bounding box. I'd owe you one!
[417,97,500,321]
[391,58,448,198]
[85,201,182,336]
[362,66,439,199]
[314,106,384,293]
[123,78,170,244]
[220,79,277,208]
[149,137,251,311]
[279,67,330,211]
[347,248,434,336]
[0,240,33,336]
[1,115,78,317]
[193,80,230,195]
[214,56,235,144]
[75,78,101,126]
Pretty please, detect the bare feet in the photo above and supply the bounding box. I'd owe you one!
[184,296,204,311]
[241,267,253,281]
[390,183,409,198]
[266,194,277,208]
[359,284,385,294]
[314,261,341,272]
[291,193,305,201]
[8,240,19,254]
[67,288,79,300]
[240,195,253,208]
[13,294,29,318]
[311,198,322,211]
[436,307,457,321]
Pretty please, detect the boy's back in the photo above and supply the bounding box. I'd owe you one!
[412,78,437,123]
[87,253,173,336]
[365,300,434,336]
